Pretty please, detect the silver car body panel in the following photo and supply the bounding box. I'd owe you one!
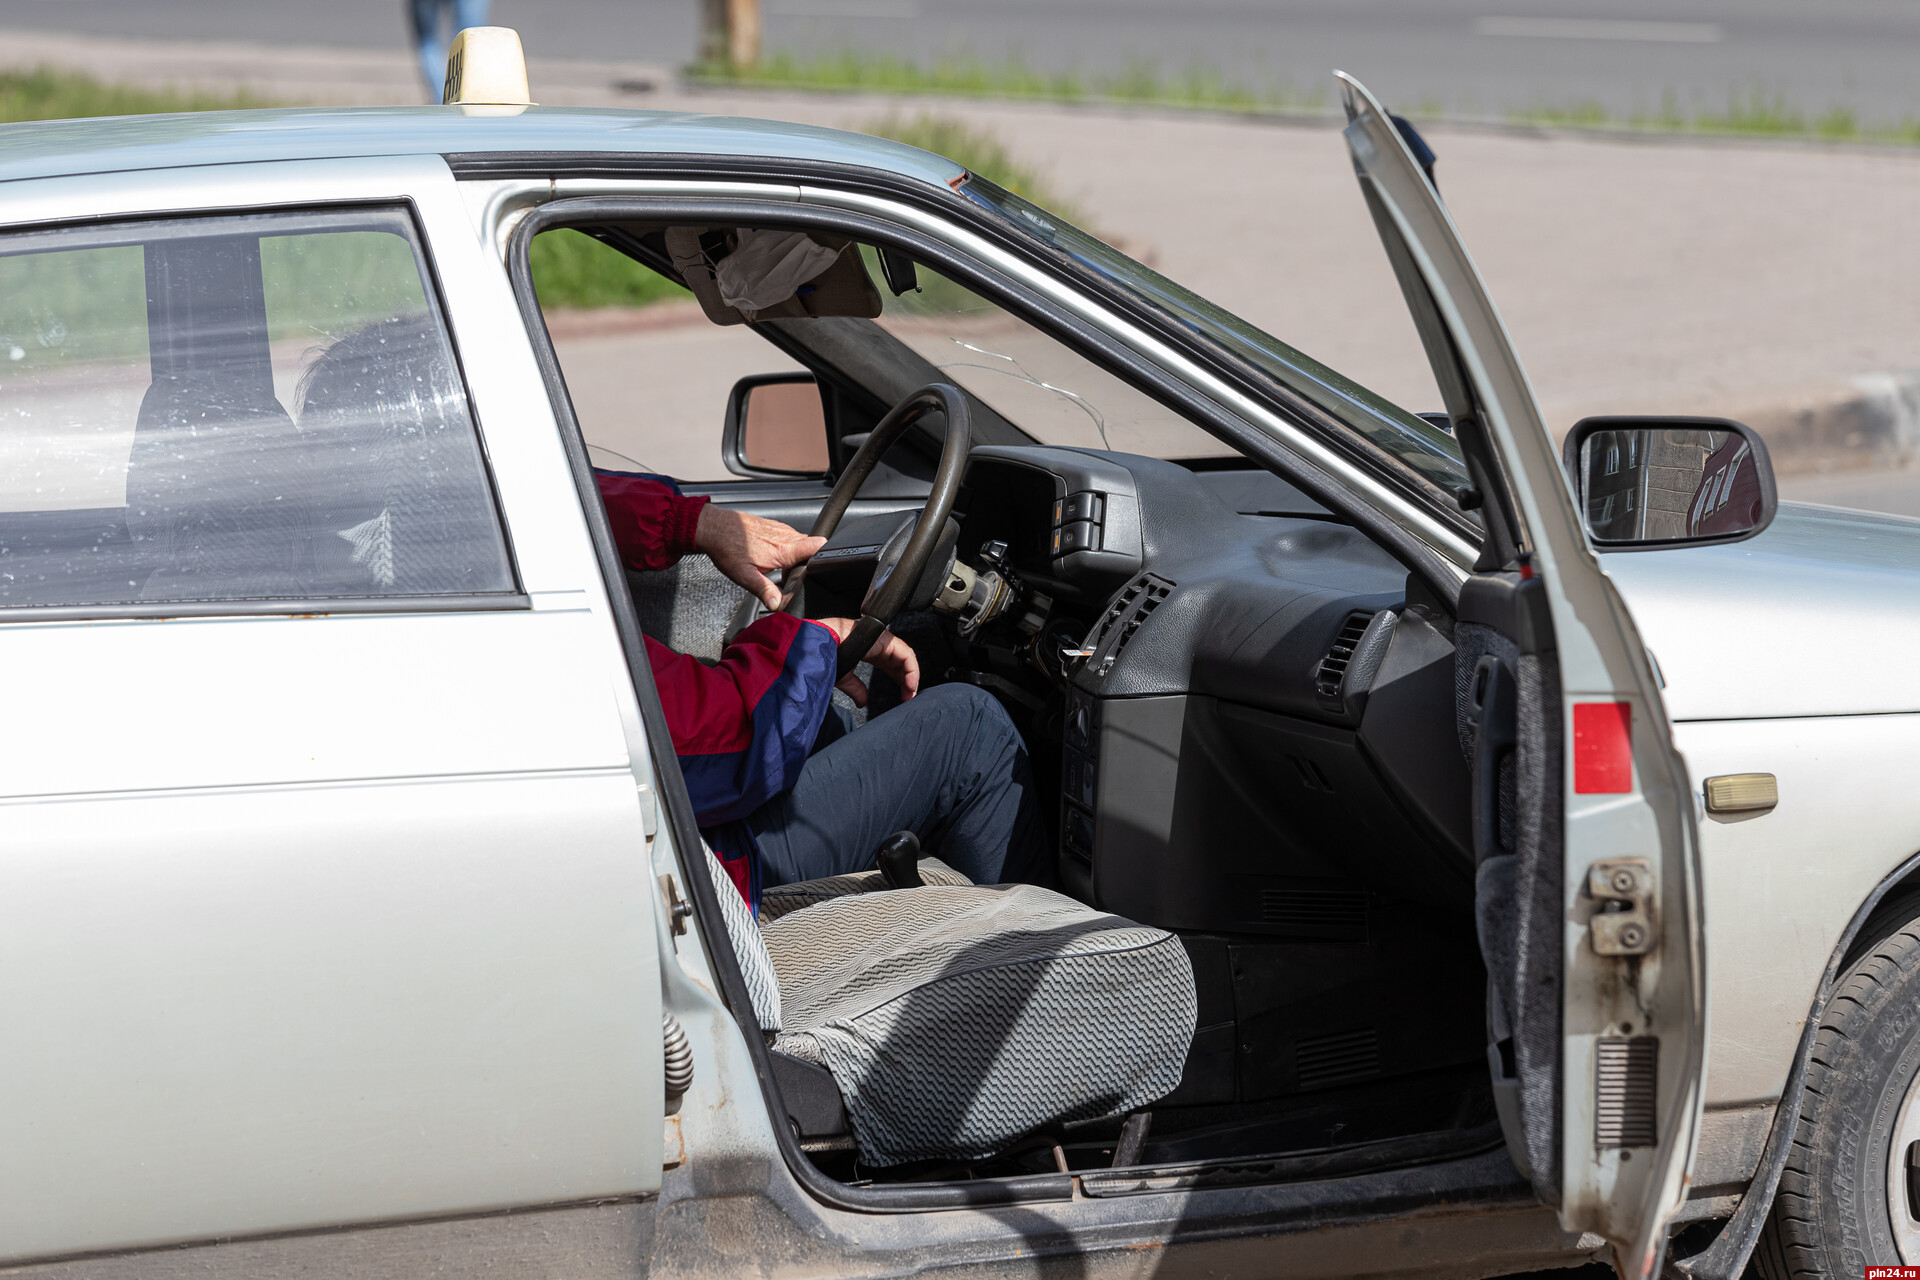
[0,107,969,190]
[1605,501,1920,721]
[0,155,664,1260]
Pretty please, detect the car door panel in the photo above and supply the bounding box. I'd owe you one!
[1340,73,1705,1277]
[0,768,654,1259]
[0,169,665,1261]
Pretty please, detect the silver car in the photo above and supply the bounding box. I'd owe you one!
[0,58,1902,1280]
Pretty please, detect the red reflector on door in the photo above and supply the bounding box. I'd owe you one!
[1573,702,1633,794]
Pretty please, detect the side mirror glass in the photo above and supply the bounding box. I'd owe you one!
[723,373,829,478]
[1562,416,1777,550]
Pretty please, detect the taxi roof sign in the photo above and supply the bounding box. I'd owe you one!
[441,27,534,109]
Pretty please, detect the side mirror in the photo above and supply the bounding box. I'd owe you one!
[1562,416,1777,550]
[722,373,830,478]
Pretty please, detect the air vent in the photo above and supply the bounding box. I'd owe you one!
[1594,1037,1658,1148]
[1260,887,1370,941]
[1314,611,1376,703]
[1085,574,1174,675]
[1295,1027,1380,1090]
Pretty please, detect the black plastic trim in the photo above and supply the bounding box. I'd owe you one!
[0,594,529,624]
[1083,1122,1506,1198]
[512,193,1464,609]
[1670,846,1920,1280]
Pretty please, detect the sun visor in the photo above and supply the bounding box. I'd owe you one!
[664,226,882,325]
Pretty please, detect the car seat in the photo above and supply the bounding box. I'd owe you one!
[700,846,1196,1168]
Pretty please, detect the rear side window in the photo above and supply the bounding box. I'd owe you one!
[0,207,514,611]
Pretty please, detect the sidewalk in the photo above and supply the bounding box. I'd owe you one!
[8,26,1920,488]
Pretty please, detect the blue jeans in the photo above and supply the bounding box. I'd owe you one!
[751,683,1052,889]
[410,0,493,94]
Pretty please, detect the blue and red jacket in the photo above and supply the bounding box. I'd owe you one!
[595,470,838,911]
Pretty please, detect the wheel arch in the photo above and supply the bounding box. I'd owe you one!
[1671,844,1920,1279]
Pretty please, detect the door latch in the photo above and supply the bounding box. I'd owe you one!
[659,874,692,937]
[1588,859,1655,956]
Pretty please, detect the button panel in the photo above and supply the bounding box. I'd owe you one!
[1054,491,1103,525]
[1051,520,1101,556]
[1050,489,1105,560]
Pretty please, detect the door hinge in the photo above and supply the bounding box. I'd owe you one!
[1588,858,1655,956]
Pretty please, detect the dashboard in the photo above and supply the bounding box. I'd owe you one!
[810,443,1473,920]
[810,443,1487,1108]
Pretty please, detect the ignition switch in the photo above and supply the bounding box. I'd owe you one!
[1588,859,1655,956]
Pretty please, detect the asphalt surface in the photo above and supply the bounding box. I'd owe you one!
[8,0,1920,125]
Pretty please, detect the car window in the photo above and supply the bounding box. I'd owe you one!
[867,251,1230,460]
[957,176,1473,497]
[532,229,804,481]
[0,207,514,610]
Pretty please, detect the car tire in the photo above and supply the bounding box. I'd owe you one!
[1755,911,1920,1278]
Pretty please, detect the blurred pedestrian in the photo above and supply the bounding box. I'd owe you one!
[409,0,493,98]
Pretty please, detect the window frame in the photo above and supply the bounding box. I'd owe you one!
[0,200,528,623]
[503,189,1480,1219]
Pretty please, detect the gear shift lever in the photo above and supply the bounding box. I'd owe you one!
[875,830,925,889]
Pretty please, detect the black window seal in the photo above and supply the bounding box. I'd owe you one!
[0,594,530,624]
[0,198,528,619]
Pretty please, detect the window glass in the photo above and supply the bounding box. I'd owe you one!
[957,177,1472,496]
[0,209,513,609]
[868,252,1226,459]
[534,229,802,481]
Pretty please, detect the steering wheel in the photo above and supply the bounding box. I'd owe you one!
[783,383,972,678]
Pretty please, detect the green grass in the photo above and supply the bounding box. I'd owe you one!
[692,50,1326,116]
[1517,88,1920,145]
[0,66,268,123]
[699,47,1920,147]
[529,229,691,310]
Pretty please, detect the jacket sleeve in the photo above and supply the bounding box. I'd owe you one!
[647,612,839,827]
[595,469,710,572]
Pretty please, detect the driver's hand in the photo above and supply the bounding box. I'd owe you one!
[816,618,920,707]
[695,505,825,611]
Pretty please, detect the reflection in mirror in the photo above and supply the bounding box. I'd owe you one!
[1580,427,1765,543]
[742,379,829,473]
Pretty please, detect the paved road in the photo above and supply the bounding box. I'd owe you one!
[7,0,1920,125]
[1780,469,1920,519]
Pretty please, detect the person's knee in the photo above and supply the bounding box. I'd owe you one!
[910,681,1020,745]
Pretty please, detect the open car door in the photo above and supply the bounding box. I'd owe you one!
[1336,74,1706,1278]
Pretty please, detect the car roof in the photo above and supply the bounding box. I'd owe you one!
[0,105,969,189]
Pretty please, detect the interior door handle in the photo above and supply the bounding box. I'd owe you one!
[1470,654,1518,865]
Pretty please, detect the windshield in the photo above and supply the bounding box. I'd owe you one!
[956,176,1471,497]
[864,247,1230,460]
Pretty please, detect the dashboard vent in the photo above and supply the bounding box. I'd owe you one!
[1314,611,1375,702]
[1086,574,1174,674]
[1260,886,1370,942]
[1295,1027,1380,1091]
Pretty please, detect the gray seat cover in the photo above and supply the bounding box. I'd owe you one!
[764,884,1196,1167]
[759,856,972,922]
